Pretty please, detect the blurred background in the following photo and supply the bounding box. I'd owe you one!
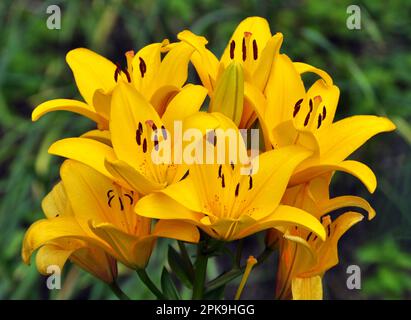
[0,0,410,299]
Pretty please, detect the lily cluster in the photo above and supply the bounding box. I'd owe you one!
[22,17,395,300]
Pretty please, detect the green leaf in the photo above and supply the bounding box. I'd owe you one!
[161,268,180,300]
[168,245,194,288]
[204,285,225,300]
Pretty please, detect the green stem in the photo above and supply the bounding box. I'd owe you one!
[178,241,195,280]
[207,268,243,292]
[206,246,275,292]
[109,282,130,300]
[192,245,209,300]
[136,269,165,300]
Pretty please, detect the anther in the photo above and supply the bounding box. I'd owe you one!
[322,106,327,120]
[138,122,143,133]
[143,138,147,153]
[221,174,225,188]
[114,67,120,82]
[248,176,253,190]
[139,57,147,78]
[306,231,313,241]
[242,37,246,61]
[136,129,141,145]
[317,114,322,128]
[293,98,303,118]
[235,183,240,197]
[118,197,124,211]
[154,135,159,151]
[123,68,131,83]
[161,125,167,140]
[309,99,313,112]
[252,39,258,60]
[218,165,222,178]
[304,112,311,127]
[230,40,235,60]
[124,193,133,205]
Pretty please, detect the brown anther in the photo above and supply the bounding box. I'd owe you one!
[139,57,147,78]
[304,112,311,127]
[317,114,322,128]
[142,138,147,153]
[235,183,240,197]
[230,40,235,60]
[322,106,327,120]
[293,98,303,118]
[161,125,167,140]
[136,129,142,145]
[252,39,258,60]
[242,37,247,61]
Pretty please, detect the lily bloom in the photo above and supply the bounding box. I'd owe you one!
[47,81,219,195]
[134,119,326,242]
[254,58,396,193]
[266,173,375,299]
[22,160,199,271]
[178,16,283,128]
[22,181,117,284]
[31,39,195,130]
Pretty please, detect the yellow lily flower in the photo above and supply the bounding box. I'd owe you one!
[47,81,219,195]
[134,118,326,242]
[22,181,117,284]
[22,160,200,271]
[266,173,375,299]
[178,16,283,128]
[255,57,396,193]
[32,39,195,129]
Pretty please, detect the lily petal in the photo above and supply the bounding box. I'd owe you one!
[319,195,376,220]
[253,32,283,91]
[161,85,208,129]
[291,276,323,300]
[243,146,312,219]
[294,62,333,86]
[153,220,200,243]
[317,115,396,163]
[81,129,112,146]
[104,157,165,195]
[66,48,116,106]
[238,205,326,241]
[22,217,93,265]
[178,30,219,92]
[32,99,106,127]
[135,192,204,224]
[110,81,162,170]
[49,137,116,181]
[292,160,377,193]
[264,54,305,129]
[41,182,73,219]
[220,16,271,67]
[89,221,155,269]
[36,242,80,274]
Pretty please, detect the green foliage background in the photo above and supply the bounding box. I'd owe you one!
[0,0,410,299]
